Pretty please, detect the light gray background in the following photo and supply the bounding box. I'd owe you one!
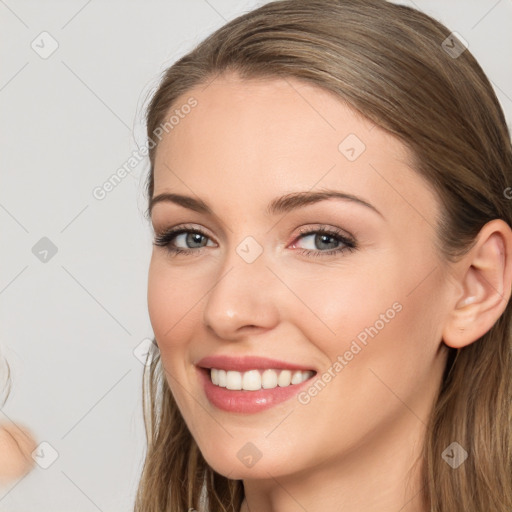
[0,1,511,511]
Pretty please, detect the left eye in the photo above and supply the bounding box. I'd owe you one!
[293,231,346,251]
[289,227,357,257]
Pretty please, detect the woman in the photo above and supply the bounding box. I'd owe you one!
[136,0,512,510]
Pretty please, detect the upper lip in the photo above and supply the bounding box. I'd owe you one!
[197,355,316,372]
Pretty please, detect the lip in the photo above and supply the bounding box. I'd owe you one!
[196,355,315,372]
[196,355,317,414]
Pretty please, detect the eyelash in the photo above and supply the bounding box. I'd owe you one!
[153,223,357,259]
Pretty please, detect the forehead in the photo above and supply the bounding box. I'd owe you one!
[152,73,439,224]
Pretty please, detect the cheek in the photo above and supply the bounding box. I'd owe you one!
[282,264,398,354]
[147,257,195,353]
[147,259,169,338]
[285,257,442,377]
[281,271,444,454]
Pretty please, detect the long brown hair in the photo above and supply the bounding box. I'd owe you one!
[135,1,512,510]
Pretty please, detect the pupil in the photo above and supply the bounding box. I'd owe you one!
[189,233,204,247]
[317,234,336,250]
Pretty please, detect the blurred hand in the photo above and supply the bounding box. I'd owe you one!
[0,422,37,482]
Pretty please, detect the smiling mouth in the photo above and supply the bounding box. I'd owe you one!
[207,368,316,391]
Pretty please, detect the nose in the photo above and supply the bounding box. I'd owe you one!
[202,251,281,341]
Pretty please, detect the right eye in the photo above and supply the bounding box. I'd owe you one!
[153,226,216,256]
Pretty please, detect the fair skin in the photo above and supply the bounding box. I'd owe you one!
[0,421,36,484]
[147,72,512,512]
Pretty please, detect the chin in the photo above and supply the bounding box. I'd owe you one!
[196,440,301,481]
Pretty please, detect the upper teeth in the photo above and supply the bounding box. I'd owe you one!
[210,368,314,391]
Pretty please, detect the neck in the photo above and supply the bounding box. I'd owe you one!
[239,411,430,512]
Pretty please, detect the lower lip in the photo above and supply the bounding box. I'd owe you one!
[198,367,315,414]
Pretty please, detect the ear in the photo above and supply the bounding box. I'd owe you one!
[442,219,512,349]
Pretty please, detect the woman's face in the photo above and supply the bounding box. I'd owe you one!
[147,72,452,479]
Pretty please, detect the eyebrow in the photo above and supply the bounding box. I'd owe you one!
[148,189,383,218]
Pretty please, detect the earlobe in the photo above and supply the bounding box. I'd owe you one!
[442,219,512,349]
